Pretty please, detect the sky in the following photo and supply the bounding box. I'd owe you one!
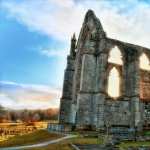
[1,0,150,109]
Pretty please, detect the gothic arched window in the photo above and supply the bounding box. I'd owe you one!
[139,53,150,71]
[107,67,120,98]
[108,46,123,65]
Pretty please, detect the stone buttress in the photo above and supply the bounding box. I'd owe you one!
[59,34,76,124]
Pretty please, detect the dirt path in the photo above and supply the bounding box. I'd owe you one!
[0,134,76,150]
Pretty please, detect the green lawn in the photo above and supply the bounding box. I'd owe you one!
[118,130,150,149]
[119,141,150,149]
[28,136,102,150]
[0,130,62,148]
[31,139,150,150]
[1,129,150,150]
[28,132,150,150]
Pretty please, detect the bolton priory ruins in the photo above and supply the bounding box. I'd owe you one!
[59,10,150,131]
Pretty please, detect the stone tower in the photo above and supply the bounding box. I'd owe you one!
[59,10,150,131]
[59,33,76,124]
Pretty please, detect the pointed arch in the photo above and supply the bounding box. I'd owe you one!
[107,67,120,98]
[108,46,123,65]
[139,53,150,71]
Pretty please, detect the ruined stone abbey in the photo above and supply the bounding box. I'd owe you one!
[59,10,150,131]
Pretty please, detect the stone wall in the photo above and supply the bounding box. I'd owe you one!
[104,99,131,126]
[59,9,150,131]
[140,70,150,101]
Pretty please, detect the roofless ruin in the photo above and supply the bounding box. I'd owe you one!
[59,10,150,132]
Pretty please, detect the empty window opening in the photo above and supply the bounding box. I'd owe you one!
[139,53,150,71]
[107,67,120,98]
[108,46,123,65]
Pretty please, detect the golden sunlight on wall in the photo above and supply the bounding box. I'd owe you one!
[139,53,150,71]
[108,46,123,65]
[107,67,120,98]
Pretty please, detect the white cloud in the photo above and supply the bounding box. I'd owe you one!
[40,48,67,57]
[0,81,61,109]
[2,0,150,48]
[1,0,85,42]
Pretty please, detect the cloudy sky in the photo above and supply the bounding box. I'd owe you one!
[1,0,150,109]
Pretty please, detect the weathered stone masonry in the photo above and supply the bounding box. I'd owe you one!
[59,10,150,131]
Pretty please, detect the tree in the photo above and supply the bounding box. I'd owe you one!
[32,113,40,122]
[0,105,6,123]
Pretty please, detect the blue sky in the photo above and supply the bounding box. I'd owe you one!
[1,0,150,109]
[0,8,65,87]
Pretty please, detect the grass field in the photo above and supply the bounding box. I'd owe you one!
[119,141,150,149]
[27,131,150,150]
[0,121,50,142]
[28,138,150,150]
[0,128,150,150]
[28,136,102,150]
[0,129,62,148]
[0,129,102,150]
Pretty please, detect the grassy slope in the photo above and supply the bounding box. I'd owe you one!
[119,130,150,149]
[30,139,150,150]
[119,141,150,149]
[0,130,62,148]
[1,129,150,150]
[28,132,150,150]
[28,137,102,150]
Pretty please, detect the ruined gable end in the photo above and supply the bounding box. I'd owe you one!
[59,10,150,133]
